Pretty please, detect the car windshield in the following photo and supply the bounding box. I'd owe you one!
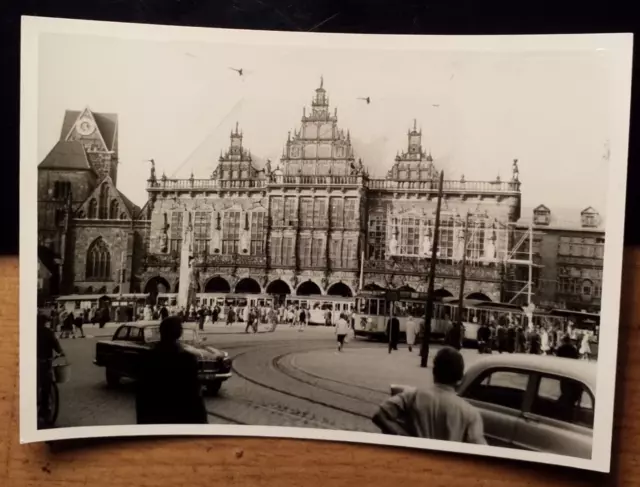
[143,327,198,343]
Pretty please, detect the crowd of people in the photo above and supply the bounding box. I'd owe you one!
[383,310,593,361]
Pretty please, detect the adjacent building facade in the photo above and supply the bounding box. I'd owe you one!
[39,80,533,305]
[515,205,605,313]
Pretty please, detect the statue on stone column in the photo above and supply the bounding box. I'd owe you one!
[484,224,497,261]
[512,158,519,182]
[148,159,156,182]
[265,159,272,177]
[184,211,194,253]
[453,225,464,261]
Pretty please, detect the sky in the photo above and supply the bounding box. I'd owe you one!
[37,32,614,219]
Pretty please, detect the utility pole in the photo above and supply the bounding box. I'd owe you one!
[420,171,444,368]
[457,212,471,322]
[527,223,533,306]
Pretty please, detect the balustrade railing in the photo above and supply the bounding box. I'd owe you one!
[363,258,501,279]
[365,179,520,193]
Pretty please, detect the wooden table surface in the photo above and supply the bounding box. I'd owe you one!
[1,252,638,487]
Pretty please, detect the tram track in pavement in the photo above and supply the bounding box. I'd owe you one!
[206,339,361,428]
[227,342,379,422]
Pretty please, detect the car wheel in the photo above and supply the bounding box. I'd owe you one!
[205,381,222,396]
[106,367,120,387]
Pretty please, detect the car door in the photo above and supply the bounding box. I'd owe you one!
[459,368,532,448]
[511,374,594,459]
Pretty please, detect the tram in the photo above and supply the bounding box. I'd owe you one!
[156,292,275,309]
[353,291,451,341]
[284,295,354,325]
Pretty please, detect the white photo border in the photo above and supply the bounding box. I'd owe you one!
[19,15,634,473]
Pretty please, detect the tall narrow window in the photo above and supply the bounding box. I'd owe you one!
[330,197,344,228]
[330,238,342,268]
[88,199,98,219]
[284,197,296,226]
[109,200,119,219]
[438,219,455,259]
[194,211,211,254]
[282,237,294,266]
[270,197,284,226]
[466,221,485,261]
[344,198,357,228]
[170,211,183,254]
[345,239,357,268]
[313,198,327,227]
[399,217,420,256]
[86,237,111,280]
[250,212,266,255]
[300,197,313,228]
[367,214,386,260]
[299,236,312,267]
[222,211,241,254]
[311,237,325,267]
[98,184,109,219]
[271,236,282,265]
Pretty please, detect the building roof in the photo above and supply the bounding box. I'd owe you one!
[38,141,93,171]
[60,109,118,151]
[117,189,140,217]
[516,206,606,233]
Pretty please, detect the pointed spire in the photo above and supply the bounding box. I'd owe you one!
[288,131,291,142]
[235,121,239,134]
[413,119,417,131]
[320,75,324,89]
[347,129,350,141]
[334,107,337,117]
[303,106,306,117]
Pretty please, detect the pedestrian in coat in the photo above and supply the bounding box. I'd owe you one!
[405,315,418,353]
[387,315,400,354]
[136,317,208,425]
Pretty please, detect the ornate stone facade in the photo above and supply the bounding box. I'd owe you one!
[38,80,523,302]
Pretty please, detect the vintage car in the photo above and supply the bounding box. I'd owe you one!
[94,321,232,395]
[390,354,595,459]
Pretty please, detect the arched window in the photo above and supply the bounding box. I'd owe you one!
[98,184,109,219]
[86,237,111,280]
[120,212,127,220]
[88,199,98,219]
[109,200,119,219]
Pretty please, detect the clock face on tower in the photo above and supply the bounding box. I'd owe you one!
[76,117,96,136]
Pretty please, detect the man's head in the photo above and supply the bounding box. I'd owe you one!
[433,346,465,386]
[159,316,183,343]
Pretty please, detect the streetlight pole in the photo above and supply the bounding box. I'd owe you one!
[457,212,471,322]
[420,171,444,368]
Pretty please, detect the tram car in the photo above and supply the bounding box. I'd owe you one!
[284,295,354,326]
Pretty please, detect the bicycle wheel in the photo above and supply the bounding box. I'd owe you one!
[45,382,59,427]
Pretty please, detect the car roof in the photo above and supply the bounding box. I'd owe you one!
[463,354,597,391]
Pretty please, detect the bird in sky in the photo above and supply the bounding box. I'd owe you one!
[357,97,371,104]
[229,67,244,76]
[432,104,440,107]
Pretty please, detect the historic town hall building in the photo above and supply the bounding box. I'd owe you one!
[39,79,529,306]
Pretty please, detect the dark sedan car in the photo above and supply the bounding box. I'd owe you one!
[94,321,232,395]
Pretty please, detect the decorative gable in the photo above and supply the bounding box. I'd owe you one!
[533,204,551,226]
[63,107,110,153]
[580,207,599,228]
[74,176,136,221]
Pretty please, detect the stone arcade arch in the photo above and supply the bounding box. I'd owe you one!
[363,283,385,291]
[466,292,491,302]
[235,277,261,294]
[266,279,291,295]
[396,285,416,293]
[433,288,453,299]
[296,280,322,296]
[143,276,171,301]
[204,276,231,293]
[327,282,353,297]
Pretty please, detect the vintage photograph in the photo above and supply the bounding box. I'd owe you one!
[20,17,632,472]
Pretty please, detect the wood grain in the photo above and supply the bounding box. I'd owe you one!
[1,251,638,486]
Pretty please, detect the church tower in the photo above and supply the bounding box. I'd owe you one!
[61,107,119,185]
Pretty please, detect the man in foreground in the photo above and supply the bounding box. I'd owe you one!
[136,317,208,424]
[372,347,486,444]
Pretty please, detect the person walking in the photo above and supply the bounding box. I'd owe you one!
[74,312,85,338]
[37,314,64,427]
[244,306,254,334]
[136,316,208,424]
[387,313,400,354]
[372,347,486,444]
[556,334,579,359]
[541,327,551,355]
[298,306,307,332]
[447,321,464,351]
[335,313,350,352]
[405,314,418,353]
[579,332,592,361]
